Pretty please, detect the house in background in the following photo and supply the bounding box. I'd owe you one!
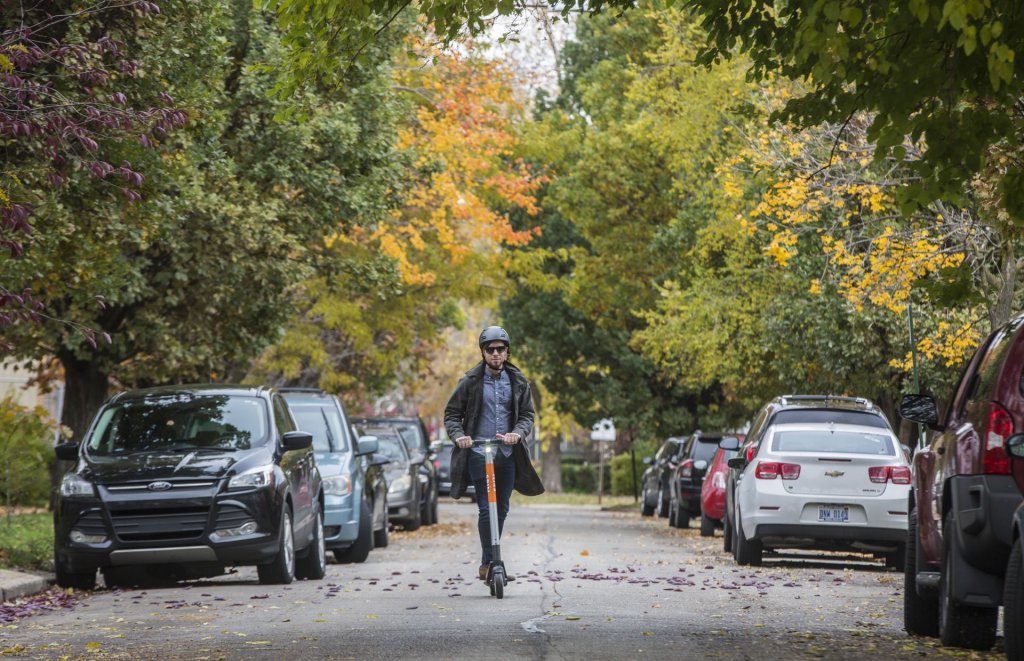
[1,361,63,431]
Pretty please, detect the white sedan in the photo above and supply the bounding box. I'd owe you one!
[732,422,910,567]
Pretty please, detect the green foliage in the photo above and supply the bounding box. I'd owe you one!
[689,0,1024,223]
[0,513,52,570]
[0,397,56,508]
[610,452,644,497]
[560,461,611,494]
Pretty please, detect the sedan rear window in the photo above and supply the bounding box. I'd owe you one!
[771,430,896,456]
[771,409,890,428]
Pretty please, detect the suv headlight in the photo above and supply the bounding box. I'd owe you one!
[323,474,353,496]
[60,473,95,498]
[228,465,275,490]
[388,475,411,495]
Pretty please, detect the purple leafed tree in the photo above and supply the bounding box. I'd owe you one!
[1,0,187,348]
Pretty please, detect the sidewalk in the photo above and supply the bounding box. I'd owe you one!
[0,569,52,602]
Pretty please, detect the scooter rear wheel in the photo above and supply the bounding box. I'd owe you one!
[492,567,504,599]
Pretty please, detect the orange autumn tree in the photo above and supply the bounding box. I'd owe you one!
[250,33,544,403]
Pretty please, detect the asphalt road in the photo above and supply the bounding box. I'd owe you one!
[2,502,1006,660]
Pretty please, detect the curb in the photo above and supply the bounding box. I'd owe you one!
[0,570,53,603]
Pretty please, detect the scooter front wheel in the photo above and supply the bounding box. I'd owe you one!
[491,567,504,599]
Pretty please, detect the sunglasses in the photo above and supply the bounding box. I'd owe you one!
[483,345,508,355]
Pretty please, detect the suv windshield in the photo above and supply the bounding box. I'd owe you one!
[368,432,408,463]
[288,405,348,453]
[86,394,269,455]
[771,429,895,455]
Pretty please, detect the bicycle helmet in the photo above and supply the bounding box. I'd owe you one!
[478,326,510,349]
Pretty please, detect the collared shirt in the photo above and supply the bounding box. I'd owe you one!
[474,368,514,457]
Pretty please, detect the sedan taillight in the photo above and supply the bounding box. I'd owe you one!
[755,461,800,480]
[984,403,1013,475]
[868,466,912,484]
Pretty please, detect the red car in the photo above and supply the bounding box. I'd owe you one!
[699,444,739,538]
[900,312,1024,651]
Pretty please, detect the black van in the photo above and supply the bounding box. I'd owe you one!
[53,385,325,589]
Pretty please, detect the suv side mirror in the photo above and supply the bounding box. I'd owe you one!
[719,438,740,452]
[1006,433,1024,459]
[55,442,80,461]
[900,394,941,429]
[430,440,444,453]
[727,456,747,470]
[694,459,708,473]
[642,456,653,465]
[356,436,379,456]
[282,431,313,451]
[409,449,426,465]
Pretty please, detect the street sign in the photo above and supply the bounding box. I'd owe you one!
[591,418,616,442]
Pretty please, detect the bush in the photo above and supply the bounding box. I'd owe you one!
[610,452,646,496]
[560,462,610,494]
[0,513,52,570]
[0,396,57,509]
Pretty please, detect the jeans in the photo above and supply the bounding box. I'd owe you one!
[468,449,516,565]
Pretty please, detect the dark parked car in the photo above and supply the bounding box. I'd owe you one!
[354,416,439,526]
[280,389,389,562]
[640,436,687,518]
[667,432,739,531]
[723,395,894,553]
[356,425,424,531]
[900,312,1024,651]
[54,385,326,589]
[434,440,475,498]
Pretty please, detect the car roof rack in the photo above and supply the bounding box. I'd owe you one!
[278,387,326,393]
[778,394,872,408]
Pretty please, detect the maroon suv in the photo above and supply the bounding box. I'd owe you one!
[900,313,1024,651]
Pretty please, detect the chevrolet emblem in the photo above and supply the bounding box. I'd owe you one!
[824,470,845,478]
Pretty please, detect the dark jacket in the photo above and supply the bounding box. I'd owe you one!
[443,361,545,499]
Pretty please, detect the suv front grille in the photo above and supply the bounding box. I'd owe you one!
[110,506,210,542]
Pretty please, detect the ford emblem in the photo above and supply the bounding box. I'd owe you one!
[147,481,173,491]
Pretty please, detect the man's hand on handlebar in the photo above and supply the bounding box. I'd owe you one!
[497,432,520,445]
[456,436,472,449]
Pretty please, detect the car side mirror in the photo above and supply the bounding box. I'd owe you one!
[356,436,379,456]
[642,456,653,465]
[282,431,313,451]
[694,460,708,473]
[1006,433,1024,459]
[900,394,941,430]
[430,440,444,453]
[55,442,80,461]
[370,455,392,467]
[409,450,426,465]
[719,438,740,452]
[727,456,747,470]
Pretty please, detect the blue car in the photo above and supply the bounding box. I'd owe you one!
[281,389,390,563]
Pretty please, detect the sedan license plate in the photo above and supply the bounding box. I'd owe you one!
[818,505,849,523]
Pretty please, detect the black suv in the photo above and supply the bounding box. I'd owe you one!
[54,385,326,589]
[721,395,894,553]
[353,416,439,526]
[667,432,738,530]
[640,436,687,518]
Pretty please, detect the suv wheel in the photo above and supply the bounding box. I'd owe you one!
[258,508,295,585]
[55,558,96,591]
[640,486,654,517]
[674,501,690,529]
[374,519,390,548]
[938,513,997,649]
[723,512,734,552]
[295,505,326,580]
[656,485,669,518]
[700,512,715,537]
[733,507,762,566]
[335,500,373,564]
[904,508,938,637]
[1004,537,1024,658]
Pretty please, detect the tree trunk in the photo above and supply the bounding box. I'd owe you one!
[541,432,563,493]
[990,242,1018,330]
[50,352,109,509]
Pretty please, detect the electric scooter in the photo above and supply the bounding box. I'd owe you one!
[472,438,508,599]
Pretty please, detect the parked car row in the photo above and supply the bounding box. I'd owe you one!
[643,394,912,569]
[52,384,439,591]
